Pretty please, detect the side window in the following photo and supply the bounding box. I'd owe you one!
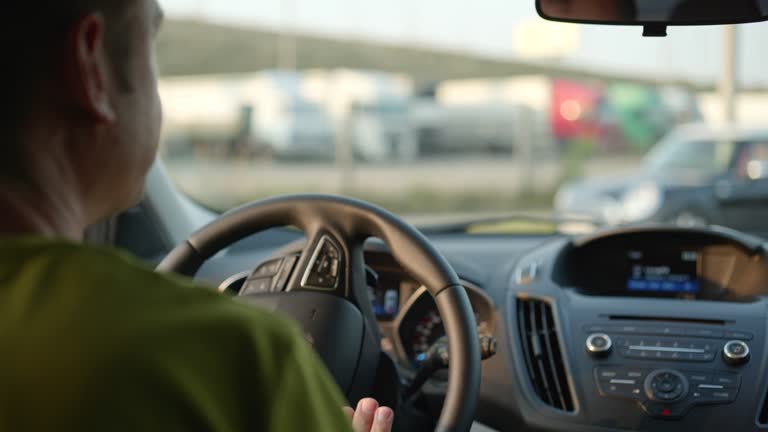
[734,140,768,180]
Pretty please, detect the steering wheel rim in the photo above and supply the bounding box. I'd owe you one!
[157,194,481,432]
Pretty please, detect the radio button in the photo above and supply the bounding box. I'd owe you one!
[712,374,740,388]
[724,331,753,341]
[624,349,648,359]
[583,324,608,333]
[595,368,649,401]
[622,350,715,362]
[692,352,716,362]
[596,368,650,381]
[685,372,711,384]
[699,388,738,403]
[599,382,644,399]
[689,386,738,405]
[668,351,685,361]
[614,325,644,334]
[596,368,619,380]
[684,328,724,338]
[646,327,687,337]
[583,324,660,335]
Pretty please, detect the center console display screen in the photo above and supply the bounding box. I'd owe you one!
[625,250,699,294]
[565,231,762,302]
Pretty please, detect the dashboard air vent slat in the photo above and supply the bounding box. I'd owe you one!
[517,298,575,413]
[758,388,768,425]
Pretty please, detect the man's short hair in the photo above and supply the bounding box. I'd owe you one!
[16,1,134,69]
[1,1,134,175]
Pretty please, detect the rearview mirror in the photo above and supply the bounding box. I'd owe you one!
[537,0,768,33]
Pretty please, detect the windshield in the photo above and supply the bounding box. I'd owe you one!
[158,2,768,236]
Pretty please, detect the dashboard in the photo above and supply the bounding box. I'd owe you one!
[205,225,768,432]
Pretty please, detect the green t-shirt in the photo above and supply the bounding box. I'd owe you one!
[0,236,352,431]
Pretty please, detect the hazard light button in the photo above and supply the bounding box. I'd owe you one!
[640,401,690,420]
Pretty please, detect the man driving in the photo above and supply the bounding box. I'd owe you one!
[0,0,392,431]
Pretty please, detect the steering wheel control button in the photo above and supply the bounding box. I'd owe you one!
[722,340,750,365]
[272,254,298,292]
[586,333,613,357]
[241,277,273,295]
[301,236,342,291]
[252,258,283,278]
[645,370,688,402]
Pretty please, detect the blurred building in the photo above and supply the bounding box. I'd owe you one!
[698,92,768,126]
[303,69,417,162]
[159,70,335,161]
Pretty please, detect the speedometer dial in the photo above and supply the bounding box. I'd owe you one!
[396,283,496,367]
[410,309,484,365]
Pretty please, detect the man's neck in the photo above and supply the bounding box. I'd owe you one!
[0,126,97,241]
[0,180,87,241]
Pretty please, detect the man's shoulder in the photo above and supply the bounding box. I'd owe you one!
[77,243,298,336]
[1,239,350,432]
[2,237,299,344]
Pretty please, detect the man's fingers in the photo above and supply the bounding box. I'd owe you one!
[371,407,394,432]
[348,399,393,432]
[342,406,355,423]
[352,398,378,432]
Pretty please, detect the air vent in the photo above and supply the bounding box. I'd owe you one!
[758,388,768,425]
[517,297,575,412]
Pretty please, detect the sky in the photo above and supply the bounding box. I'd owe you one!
[159,0,768,86]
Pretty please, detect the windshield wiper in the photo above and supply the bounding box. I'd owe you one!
[418,212,604,235]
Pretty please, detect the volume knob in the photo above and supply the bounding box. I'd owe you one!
[723,340,750,366]
[586,333,613,357]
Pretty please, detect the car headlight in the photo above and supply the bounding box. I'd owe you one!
[621,182,662,223]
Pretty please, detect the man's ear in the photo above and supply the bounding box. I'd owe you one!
[66,13,117,123]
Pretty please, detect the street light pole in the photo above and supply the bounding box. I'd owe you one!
[721,25,738,124]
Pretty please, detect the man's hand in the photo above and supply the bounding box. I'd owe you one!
[343,398,394,432]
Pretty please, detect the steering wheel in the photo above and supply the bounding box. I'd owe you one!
[157,194,480,432]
